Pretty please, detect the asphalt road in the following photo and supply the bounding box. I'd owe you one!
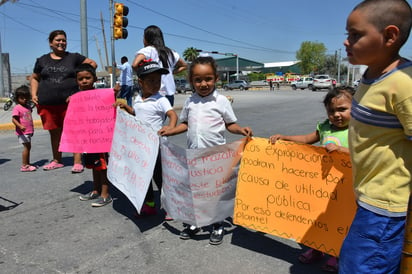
[0,88,329,274]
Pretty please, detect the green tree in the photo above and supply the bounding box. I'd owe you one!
[248,72,266,81]
[183,47,199,63]
[296,41,327,75]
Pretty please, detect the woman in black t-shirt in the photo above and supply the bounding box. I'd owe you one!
[30,30,97,172]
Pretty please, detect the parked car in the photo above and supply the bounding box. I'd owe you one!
[223,80,250,90]
[175,78,192,93]
[291,77,313,90]
[312,75,333,91]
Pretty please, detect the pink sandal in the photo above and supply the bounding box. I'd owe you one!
[43,161,64,171]
[21,165,37,172]
[71,163,84,173]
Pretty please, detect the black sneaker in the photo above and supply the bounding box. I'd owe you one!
[179,225,200,240]
[209,225,224,245]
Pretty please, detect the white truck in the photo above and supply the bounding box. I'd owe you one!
[290,77,314,90]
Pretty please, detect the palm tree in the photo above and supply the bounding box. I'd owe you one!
[183,47,199,63]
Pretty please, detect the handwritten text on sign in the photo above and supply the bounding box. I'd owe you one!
[59,89,116,153]
[161,138,246,227]
[107,108,159,213]
[233,138,356,257]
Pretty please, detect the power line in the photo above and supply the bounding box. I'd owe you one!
[125,0,295,55]
[3,0,296,57]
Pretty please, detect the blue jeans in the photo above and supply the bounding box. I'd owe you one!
[339,206,405,274]
[119,85,133,106]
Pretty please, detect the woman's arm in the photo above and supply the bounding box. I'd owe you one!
[132,54,146,71]
[82,57,97,69]
[173,58,187,74]
[30,73,41,105]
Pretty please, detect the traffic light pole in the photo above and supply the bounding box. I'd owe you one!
[80,0,88,57]
[110,0,116,87]
[196,49,239,80]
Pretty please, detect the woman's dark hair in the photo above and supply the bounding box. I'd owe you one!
[143,25,175,68]
[48,30,66,43]
[14,85,31,102]
[323,86,355,107]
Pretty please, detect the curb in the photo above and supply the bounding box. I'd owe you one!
[0,107,183,131]
[0,120,43,131]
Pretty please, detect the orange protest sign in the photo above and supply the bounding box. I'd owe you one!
[234,137,357,257]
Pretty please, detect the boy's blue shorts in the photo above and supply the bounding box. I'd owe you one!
[339,206,406,274]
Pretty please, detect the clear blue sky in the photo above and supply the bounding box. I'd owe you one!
[1,0,411,74]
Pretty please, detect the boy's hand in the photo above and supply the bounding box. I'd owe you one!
[241,127,253,137]
[158,125,171,136]
[158,127,172,136]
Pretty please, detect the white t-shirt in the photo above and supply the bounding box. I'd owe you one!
[133,93,173,131]
[179,90,237,149]
[136,46,180,96]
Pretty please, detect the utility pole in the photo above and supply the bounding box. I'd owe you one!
[0,33,4,97]
[100,11,109,70]
[94,35,104,71]
[337,48,341,84]
[80,0,88,56]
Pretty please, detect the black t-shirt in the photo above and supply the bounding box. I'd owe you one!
[33,52,86,105]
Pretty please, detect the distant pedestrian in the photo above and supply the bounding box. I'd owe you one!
[74,64,119,207]
[161,56,253,245]
[115,60,178,218]
[132,25,187,106]
[269,80,273,91]
[269,86,355,273]
[12,85,37,172]
[30,29,97,173]
[339,0,412,273]
[115,56,134,106]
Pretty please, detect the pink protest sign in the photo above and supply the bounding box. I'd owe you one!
[59,89,116,153]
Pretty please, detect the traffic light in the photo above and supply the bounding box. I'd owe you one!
[113,2,129,39]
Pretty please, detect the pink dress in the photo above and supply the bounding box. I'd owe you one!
[12,104,34,136]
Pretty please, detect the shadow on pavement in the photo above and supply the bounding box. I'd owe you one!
[0,158,11,166]
[0,196,23,212]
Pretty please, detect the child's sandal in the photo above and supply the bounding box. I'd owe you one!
[21,165,37,172]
